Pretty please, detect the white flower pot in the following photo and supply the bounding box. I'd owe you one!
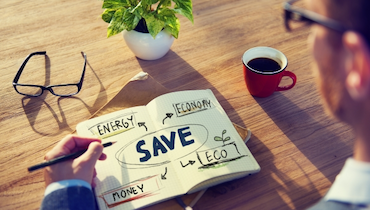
[123,29,175,60]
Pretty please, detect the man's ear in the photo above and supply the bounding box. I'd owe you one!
[343,31,370,101]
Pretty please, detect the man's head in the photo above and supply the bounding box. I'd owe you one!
[304,0,370,130]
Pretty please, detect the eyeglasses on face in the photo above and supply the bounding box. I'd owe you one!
[13,51,87,97]
[283,0,348,33]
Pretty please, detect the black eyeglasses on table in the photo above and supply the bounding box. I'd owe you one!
[283,0,348,33]
[13,51,87,97]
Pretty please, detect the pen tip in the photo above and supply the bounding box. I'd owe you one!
[111,141,117,145]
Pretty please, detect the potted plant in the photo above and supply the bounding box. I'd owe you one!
[101,0,194,60]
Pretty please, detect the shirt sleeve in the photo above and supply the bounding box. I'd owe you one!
[44,179,92,197]
[41,179,96,210]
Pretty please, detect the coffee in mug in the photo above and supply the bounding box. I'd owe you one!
[242,47,296,97]
[247,57,281,72]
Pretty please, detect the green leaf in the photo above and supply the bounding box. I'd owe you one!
[172,0,194,23]
[127,0,139,6]
[128,2,143,23]
[141,0,158,10]
[224,137,231,141]
[107,9,126,37]
[107,8,140,37]
[164,19,179,38]
[102,0,130,9]
[214,136,223,141]
[144,13,165,39]
[158,0,172,8]
[130,1,145,17]
[164,24,178,39]
[101,9,116,23]
[125,11,141,31]
[159,8,179,38]
[222,130,227,134]
[144,0,160,4]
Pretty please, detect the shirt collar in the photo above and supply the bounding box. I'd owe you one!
[325,158,370,205]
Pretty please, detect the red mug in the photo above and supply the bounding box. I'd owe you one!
[242,47,296,97]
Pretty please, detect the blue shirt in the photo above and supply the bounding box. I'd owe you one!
[44,179,91,197]
[325,158,370,205]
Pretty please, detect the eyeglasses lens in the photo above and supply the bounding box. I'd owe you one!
[15,85,43,96]
[51,85,79,96]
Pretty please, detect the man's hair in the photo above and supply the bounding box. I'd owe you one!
[326,0,370,46]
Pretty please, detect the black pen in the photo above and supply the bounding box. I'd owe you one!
[28,141,116,172]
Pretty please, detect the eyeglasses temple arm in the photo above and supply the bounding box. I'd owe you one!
[77,52,87,87]
[13,51,47,84]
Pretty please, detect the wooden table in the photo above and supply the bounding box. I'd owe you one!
[0,0,354,209]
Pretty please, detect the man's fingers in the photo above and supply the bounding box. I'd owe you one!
[99,153,107,160]
[72,135,102,149]
[78,141,104,169]
[44,135,101,160]
[44,135,75,160]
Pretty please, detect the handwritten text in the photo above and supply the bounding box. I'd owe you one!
[173,98,213,117]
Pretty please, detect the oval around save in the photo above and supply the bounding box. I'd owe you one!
[115,124,208,169]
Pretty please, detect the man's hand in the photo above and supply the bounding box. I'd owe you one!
[43,135,107,187]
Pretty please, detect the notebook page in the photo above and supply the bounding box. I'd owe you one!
[145,89,260,193]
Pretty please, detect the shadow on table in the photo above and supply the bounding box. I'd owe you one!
[254,92,352,178]
[22,96,73,136]
[21,57,107,136]
[250,91,353,208]
[136,50,245,128]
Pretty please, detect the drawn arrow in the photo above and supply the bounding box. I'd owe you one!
[180,160,196,168]
[161,167,167,180]
[162,113,173,125]
[138,122,147,131]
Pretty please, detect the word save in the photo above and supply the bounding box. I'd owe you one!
[136,126,195,162]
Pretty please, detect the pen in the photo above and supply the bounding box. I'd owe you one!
[27,141,116,172]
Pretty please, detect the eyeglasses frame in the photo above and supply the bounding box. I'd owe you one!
[283,0,348,33]
[13,51,87,97]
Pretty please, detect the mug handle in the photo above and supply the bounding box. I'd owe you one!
[276,71,297,91]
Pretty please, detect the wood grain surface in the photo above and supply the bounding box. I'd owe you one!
[0,0,354,209]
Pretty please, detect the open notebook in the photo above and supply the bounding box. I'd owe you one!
[76,88,260,210]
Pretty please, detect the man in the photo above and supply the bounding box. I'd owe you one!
[284,0,370,209]
[40,135,106,209]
